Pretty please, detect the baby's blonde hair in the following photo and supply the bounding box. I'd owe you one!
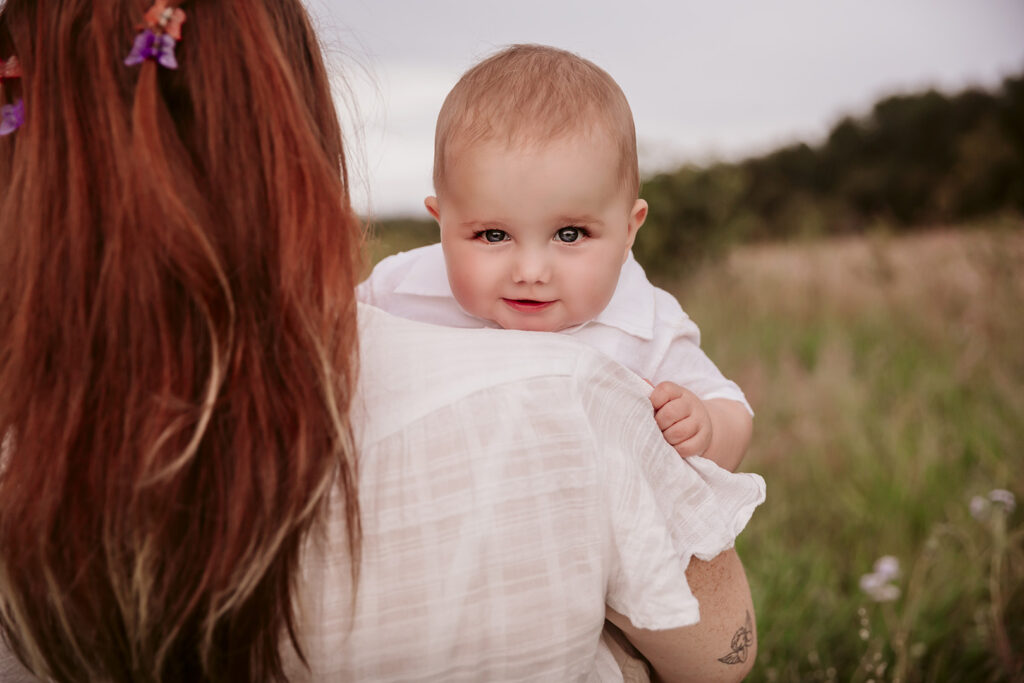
[433,44,640,198]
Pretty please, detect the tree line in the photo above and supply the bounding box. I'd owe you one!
[634,71,1024,274]
[372,70,1024,277]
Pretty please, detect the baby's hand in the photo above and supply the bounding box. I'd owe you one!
[649,381,713,458]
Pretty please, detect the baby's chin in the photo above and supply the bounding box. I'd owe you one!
[494,317,580,333]
[501,322,559,333]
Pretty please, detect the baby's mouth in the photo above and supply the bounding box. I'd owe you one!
[502,298,554,312]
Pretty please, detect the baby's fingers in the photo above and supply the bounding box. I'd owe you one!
[666,421,711,457]
[649,381,685,410]
[662,416,699,446]
[654,397,691,432]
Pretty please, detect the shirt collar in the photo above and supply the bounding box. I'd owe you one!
[393,243,656,340]
[585,252,656,341]
[393,243,456,297]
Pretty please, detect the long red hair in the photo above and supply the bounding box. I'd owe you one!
[0,1,361,680]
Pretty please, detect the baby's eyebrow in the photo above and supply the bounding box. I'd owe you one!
[460,219,510,230]
[556,214,603,226]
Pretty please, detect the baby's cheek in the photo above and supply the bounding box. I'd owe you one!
[574,266,618,319]
[448,258,496,317]
[449,274,483,312]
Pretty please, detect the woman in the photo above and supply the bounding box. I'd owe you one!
[0,2,763,681]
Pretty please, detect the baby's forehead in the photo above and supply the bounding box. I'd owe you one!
[439,135,635,213]
[446,120,620,162]
[477,108,612,142]
[437,112,638,199]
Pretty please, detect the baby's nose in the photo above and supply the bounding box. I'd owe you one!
[512,249,551,284]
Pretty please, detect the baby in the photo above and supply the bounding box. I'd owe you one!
[359,44,752,471]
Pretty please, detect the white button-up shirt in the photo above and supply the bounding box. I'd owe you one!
[358,244,752,414]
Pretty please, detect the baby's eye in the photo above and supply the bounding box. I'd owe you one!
[476,229,509,243]
[555,226,586,243]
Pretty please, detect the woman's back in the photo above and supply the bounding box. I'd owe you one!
[283,307,764,681]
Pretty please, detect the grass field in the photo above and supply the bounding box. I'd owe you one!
[673,225,1024,682]
[365,223,1024,681]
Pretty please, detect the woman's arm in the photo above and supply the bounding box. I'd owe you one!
[606,550,756,683]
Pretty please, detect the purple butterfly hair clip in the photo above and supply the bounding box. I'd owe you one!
[0,99,25,136]
[124,2,187,70]
[125,30,179,69]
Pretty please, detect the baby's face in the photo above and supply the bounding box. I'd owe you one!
[430,135,647,332]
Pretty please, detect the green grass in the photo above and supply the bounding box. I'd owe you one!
[673,227,1024,682]
[365,223,1024,681]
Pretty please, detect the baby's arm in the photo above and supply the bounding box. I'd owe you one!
[650,381,752,472]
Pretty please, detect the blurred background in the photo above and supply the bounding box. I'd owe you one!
[310,1,1024,680]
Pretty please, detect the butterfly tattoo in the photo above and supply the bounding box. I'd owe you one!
[718,611,754,665]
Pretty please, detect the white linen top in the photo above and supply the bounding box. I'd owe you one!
[0,305,765,682]
[357,243,752,414]
[282,305,764,680]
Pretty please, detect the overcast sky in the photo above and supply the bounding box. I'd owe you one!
[305,0,1024,217]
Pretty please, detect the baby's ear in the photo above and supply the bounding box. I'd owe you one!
[625,198,648,254]
[424,196,441,223]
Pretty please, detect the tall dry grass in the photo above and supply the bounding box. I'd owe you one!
[671,225,1024,682]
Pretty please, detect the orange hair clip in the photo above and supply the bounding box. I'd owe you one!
[0,56,22,81]
[143,1,187,41]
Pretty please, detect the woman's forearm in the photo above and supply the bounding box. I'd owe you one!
[606,550,757,683]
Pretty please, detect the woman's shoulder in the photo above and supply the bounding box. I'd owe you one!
[358,303,618,384]
[356,303,643,445]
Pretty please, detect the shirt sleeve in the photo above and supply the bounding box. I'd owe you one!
[647,287,753,415]
[576,351,765,630]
